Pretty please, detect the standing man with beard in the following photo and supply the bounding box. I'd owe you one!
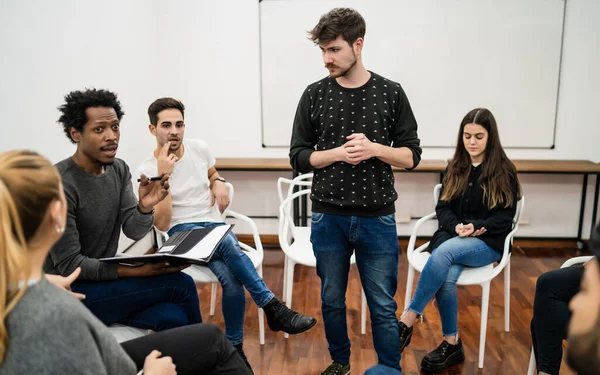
[44,89,203,332]
[289,8,422,375]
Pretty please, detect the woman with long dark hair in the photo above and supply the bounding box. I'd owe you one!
[398,108,521,372]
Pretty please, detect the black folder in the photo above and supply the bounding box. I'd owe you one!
[100,224,234,266]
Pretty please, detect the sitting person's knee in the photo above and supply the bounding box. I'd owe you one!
[535,270,556,296]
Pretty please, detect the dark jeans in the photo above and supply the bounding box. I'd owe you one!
[122,323,252,375]
[531,265,584,375]
[73,272,202,331]
[169,222,274,345]
[311,213,401,370]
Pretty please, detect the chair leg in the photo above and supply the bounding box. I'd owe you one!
[258,306,266,345]
[361,288,367,335]
[282,254,289,302]
[504,260,511,332]
[257,264,265,345]
[210,283,218,316]
[284,258,295,339]
[404,266,415,311]
[478,282,491,369]
[527,347,536,375]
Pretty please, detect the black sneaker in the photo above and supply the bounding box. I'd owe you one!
[233,343,254,374]
[320,362,350,375]
[421,338,465,373]
[263,297,317,334]
[398,320,413,353]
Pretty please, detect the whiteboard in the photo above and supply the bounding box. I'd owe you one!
[260,0,565,148]
[0,0,260,165]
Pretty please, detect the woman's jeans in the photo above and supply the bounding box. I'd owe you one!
[408,236,501,336]
[169,222,274,345]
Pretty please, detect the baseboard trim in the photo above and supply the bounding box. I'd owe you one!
[236,234,581,250]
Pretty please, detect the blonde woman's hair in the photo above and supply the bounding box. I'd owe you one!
[0,150,61,363]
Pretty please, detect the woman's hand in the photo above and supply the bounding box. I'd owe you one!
[143,350,176,375]
[45,267,85,300]
[456,223,475,237]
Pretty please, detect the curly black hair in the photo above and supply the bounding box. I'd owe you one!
[57,88,125,144]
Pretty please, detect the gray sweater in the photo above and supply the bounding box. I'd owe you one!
[44,157,153,280]
[0,278,137,374]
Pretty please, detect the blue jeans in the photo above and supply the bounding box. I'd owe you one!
[169,222,274,345]
[311,213,400,370]
[408,236,501,336]
[72,272,202,331]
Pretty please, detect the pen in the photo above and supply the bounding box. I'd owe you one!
[137,176,162,182]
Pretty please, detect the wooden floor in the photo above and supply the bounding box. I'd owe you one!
[195,243,584,375]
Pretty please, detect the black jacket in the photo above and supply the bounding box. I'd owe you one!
[429,164,518,253]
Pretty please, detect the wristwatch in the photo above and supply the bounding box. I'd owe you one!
[213,177,226,184]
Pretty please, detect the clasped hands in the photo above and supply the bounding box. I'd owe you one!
[455,223,487,237]
[338,133,380,165]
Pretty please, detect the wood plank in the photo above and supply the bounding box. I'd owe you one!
[215,158,448,172]
[195,246,582,374]
[236,234,581,251]
[512,159,600,174]
[216,157,600,174]
[215,158,292,171]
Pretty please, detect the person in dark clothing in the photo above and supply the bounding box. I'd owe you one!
[565,221,600,375]
[289,7,421,375]
[531,264,585,375]
[531,221,600,375]
[398,108,521,373]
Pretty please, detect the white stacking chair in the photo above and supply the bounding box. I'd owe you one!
[527,255,593,375]
[158,182,266,345]
[404,184,525,369]
[278,174,367,337]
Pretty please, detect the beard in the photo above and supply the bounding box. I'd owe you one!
[327,53,357,78]
[566,328,600,375]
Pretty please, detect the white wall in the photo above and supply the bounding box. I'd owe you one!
[222,0,600,239]
[1,0,599,239]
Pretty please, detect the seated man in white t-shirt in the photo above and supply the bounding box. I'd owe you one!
[136,98,317,373]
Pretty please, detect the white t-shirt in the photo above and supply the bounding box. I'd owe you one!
[136,139,223,229]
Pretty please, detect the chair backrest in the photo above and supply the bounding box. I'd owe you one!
[512,196,525,230]
[277,173,313,234]
[221,182,235,219]
[278,188,312,252]
[434,183,442,204]
[561,255,593,268]
[220,182,264,256]
[277,173,313,204]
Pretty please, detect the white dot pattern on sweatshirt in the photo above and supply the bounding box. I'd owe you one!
[303,73,415,209]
